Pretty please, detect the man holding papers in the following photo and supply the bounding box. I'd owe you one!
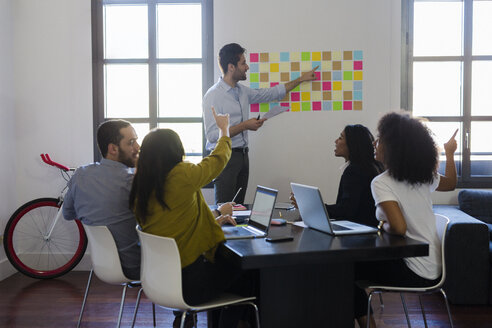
[203,43,317,204]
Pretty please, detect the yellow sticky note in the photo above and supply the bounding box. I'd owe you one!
[301,92,311,101]
[342,81,353,91]
[301,61,311,71]
[321,61,332,71]
[270,63,279,72]
[312,52,322,61]
[279,62,290,72]
[332,91,343,100]
[270,52,280,62]
[259,63,269,72]
[291,102,301,112]
[343,61,353,70]
[332,51,342,60]
[354,71,363,80]
[311,91,322,101]
[333,81,342,90]
[291,52,301,61]
[260,82,269,88]
[270,72,280,82]
[300,83,311,91]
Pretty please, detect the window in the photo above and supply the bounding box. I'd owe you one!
[92,0,213,163]
[402,0,492,187]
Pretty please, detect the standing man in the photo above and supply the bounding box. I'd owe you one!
[203,43,318,204]
[63,119,141,280]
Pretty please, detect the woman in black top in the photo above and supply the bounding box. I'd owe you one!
[291,124,383,227]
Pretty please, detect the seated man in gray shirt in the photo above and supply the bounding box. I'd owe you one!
[63,119,141,280]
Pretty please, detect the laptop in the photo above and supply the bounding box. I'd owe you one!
[222,185,278,240]
[290,182,378,235]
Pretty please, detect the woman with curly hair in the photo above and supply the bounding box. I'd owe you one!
[354,112,458,328]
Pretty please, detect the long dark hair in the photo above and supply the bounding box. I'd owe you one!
[344,124,383,178]
[129,129,185,223]
[377,112,438,184]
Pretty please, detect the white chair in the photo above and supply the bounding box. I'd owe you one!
[78,224,154,328]
[360,214,454,328]
[131,229,260,328]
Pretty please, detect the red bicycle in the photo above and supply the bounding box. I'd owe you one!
[3,154,87,279]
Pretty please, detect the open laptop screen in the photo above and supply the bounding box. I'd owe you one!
[249,186,277,228]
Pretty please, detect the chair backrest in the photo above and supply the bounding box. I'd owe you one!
[435,213,450,288]
[83,224,131,285]
[137,229,188,309]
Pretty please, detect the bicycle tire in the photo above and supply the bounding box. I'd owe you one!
[3,198,87,279]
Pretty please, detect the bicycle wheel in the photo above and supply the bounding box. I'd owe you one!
[3,198,87,279]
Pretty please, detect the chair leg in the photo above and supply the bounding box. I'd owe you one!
[131,288,144,328]
[439,289,454,328]
[400,293,411,328]
[418,295,428,328]
[180,311,188,328]
[378,293,384,309]
[366,291,374,328]
[116,284,129,328]
[152,303,156,327]
[77,269,94,328]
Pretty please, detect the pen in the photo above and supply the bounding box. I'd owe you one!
[257,114,260,120]
[231,187,242,203]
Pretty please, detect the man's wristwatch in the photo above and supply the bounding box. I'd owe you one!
[214,208,222,217]
[377,221,384,231]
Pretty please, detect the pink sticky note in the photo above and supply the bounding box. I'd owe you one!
[250,53,259,62]
[313,102,322,111]
[322,82,332,91]
[280,102,290,111]
[270,82,279,87]
[343,101,353,110]
[354,61,363,70]
[250,103,260,112]
[315,72,321,80]
[291,92,300,101]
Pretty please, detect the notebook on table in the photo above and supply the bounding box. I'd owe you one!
[222,185,278,240]
[290,182,378,236]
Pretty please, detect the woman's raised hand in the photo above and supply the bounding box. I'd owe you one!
[444,129,458,156]
[211,106,230,138]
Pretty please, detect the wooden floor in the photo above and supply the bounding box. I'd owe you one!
[1,271,491,328]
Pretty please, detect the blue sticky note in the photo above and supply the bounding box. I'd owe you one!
[354,91,363,100]
[354,81,363,90]
[312,61,321,70]
[353,50,363,60]
[250,63,259,73]
[280,52,290,62]
[250,82,260,89]
[270,102,279,109]
[333,71,342,81]
[322,101,332,111]
[291,71,300,79]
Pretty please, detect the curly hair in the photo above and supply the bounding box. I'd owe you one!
[377,112,438,184]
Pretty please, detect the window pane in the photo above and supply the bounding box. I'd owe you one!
[158,64,202,117]
[423,122,462,176]
[471,61,492,116]
[105,64,149,118]
[131,123,150,144]
[158,123,203,156]
[473,1,492,55]
[413,62,462,117]
[471,122,492,176]
[157,4,201,58]
[104,5,148,59]
[413,1,463,56]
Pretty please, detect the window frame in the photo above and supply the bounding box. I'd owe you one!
[91,0,213,161]
[402,0,492,188]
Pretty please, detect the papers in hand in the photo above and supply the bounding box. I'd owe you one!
[260,105,289,120]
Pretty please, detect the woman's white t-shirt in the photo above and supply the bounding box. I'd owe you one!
[371,170,442,280]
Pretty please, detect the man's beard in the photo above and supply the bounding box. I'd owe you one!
[118,151,135,168]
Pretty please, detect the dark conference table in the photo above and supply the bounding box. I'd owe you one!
[218,218,429,328]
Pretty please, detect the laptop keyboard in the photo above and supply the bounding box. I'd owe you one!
[331,223,351,231]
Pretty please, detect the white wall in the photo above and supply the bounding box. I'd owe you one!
[214,0,402,204]
[0,0,17,279]
[0,0,93,280]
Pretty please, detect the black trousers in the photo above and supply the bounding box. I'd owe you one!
[354,259,440,319]
[214,151,249,204]
[181,244,257,328]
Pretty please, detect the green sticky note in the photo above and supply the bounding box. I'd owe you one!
[292,85,300,92]
[260,103,269,112]
[343,71,353,80]
[302,102,311,111]
[333,101,343,111]
[301,52,311,61]
[250,73,259,83]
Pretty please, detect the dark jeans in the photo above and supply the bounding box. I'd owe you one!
[354,259,440,319]
[182,244,257,328]
[214,151,249,204]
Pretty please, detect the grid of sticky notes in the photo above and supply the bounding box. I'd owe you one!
[249,51,363,112]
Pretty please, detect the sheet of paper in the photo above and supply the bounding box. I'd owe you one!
[293,221,308,228]
[233,210,251,216]
[261,105,289,120]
